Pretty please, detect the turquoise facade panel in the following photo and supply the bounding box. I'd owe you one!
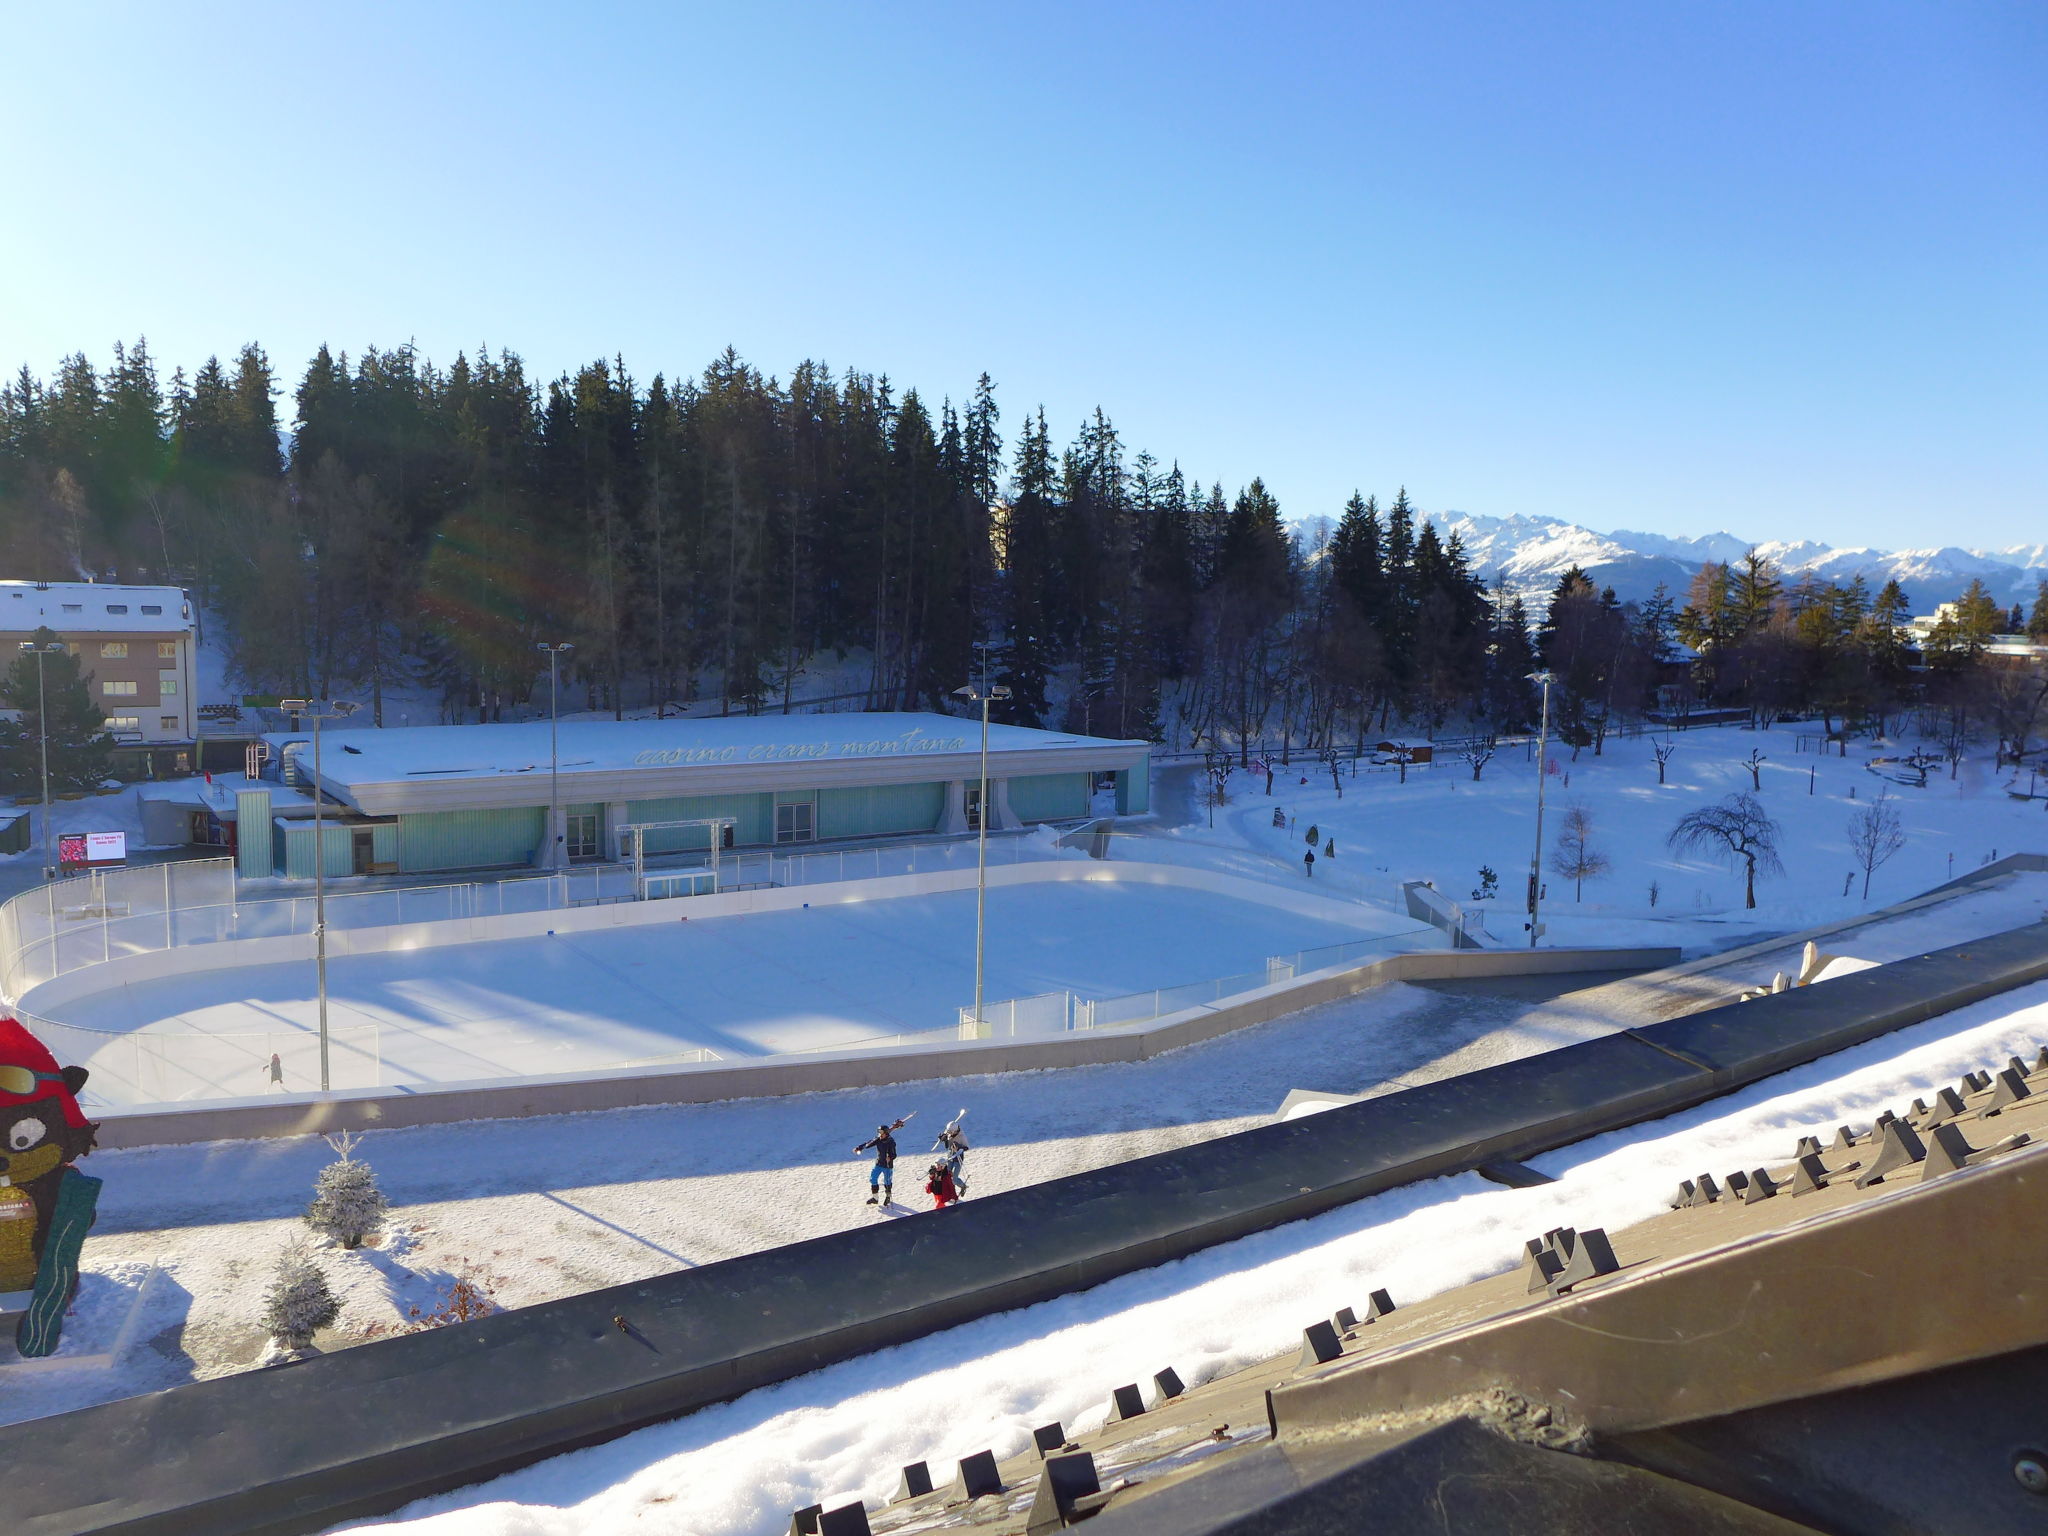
[276,819,360,879]
[1006,772,1091,822]
[815,781,945,840]
[371,822,400,865]
[235,788,272,878]
[620,793,773,852]
[1115,766,1151,815]
[398,807,545,872]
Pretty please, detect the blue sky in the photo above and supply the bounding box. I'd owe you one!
[2,3,2041,550]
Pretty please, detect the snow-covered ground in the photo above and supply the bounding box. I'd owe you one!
[1170,725,2048,951]
[8,870,2039,1460]
[47,880,1412,1102]
[338,960,2048,1536]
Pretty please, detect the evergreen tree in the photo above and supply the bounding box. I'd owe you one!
[0,627,114,794]
[262,1239,340,1354]
[305,1129,388,1250]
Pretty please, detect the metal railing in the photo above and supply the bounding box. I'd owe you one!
[0,828,1442,1107]
[1070,925,1439,1031]
[0,858,239,1003]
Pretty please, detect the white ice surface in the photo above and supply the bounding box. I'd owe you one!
[341,974,2048,1536]
[53,881,1410,1095]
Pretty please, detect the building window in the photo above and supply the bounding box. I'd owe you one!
[100,641,128,658]
[61,603,81,613]
[161,716,179,731]
[103,680,138,697]
[775,801,815,844]
[105,604,128,614]
[157,640,177,658]
[142,605,162,616]
[160,676,178,694]
[105,716,139,730]
[566,813,600,860]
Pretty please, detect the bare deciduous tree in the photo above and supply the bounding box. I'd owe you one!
[1462,744,1495,781]
[1653,738,1677,785]
[1743,747,1767,790]
[1846,792,1907,900]
[1668,791,1784,909]
[1549,803,1608,901]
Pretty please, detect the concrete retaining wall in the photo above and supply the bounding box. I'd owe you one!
[10,921,2046,1536]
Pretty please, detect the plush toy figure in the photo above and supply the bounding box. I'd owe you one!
[0,1017,100,1357]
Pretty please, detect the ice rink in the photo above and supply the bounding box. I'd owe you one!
[53,879,1414,1099]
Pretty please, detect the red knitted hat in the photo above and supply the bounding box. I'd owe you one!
[0,1017,90,1130]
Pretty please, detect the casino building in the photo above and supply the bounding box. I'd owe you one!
[235,712,1152,879]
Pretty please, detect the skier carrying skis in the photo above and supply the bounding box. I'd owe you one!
[854,1116,911,1205]
[924,1161,958,1209]
[932,1108,971,1199]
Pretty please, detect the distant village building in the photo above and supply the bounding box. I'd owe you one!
[0,580,198,774]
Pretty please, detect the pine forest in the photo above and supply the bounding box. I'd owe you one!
[3,339,2044,760]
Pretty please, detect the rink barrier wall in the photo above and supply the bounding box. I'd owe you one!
[8,920,2048,1536]
[15,855,1392,1021]
[85,942,1679,1149]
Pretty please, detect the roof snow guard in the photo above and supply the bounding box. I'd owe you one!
[263,712,1149,817]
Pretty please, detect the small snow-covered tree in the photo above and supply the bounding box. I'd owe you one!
[1653,739,1677,785]
[263,1240,339,1352]
[306,1129,387,1250]
[1548,804,1608,901]
[1669,792,1784,909]
[1462,745,1494,782]
[1846,792,1907,900]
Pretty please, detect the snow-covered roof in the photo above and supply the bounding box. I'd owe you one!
[264,712,1149,817]
[138,773,318,818]
[0,581,194,633]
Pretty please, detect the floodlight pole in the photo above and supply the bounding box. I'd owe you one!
[1526,670,1555,949]
[282,697,357,1090]
[537,643,573,869]
[21,642,63,880]
[955,680,1011,1027]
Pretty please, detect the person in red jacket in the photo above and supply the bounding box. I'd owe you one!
[923,1161,958,1209]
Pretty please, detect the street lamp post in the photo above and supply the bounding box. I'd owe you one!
[280,697,359,1091]
[953,680,1012,1028]
[19,641,64,880]
[1525,670,1555,949]
[537,643,574,869]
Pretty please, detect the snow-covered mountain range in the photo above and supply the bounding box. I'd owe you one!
[1411,510,2048,612]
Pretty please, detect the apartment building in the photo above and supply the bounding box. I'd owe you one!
[0,581,199,768]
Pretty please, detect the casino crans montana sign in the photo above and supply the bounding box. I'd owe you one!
[633,727,970,768]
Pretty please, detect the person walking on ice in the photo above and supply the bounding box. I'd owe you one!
[855,1116,911,1205]
[932,1109,971,1198]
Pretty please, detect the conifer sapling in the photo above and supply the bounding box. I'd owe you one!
[306,1128,388,1250]
[262,1239,339,1353]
